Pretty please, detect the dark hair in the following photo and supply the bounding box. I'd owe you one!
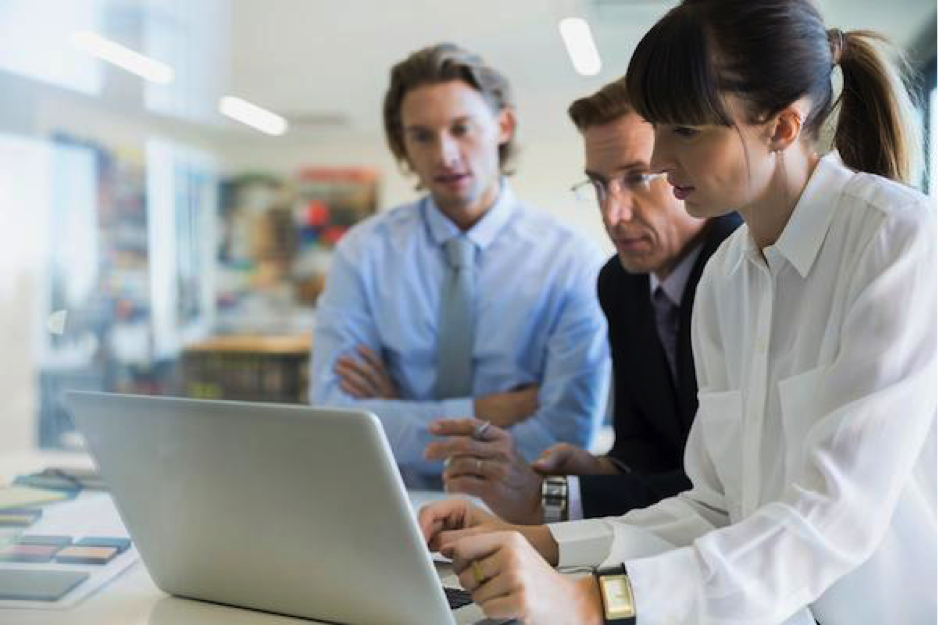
[383,43,516,175]
[568,79,634,131]
[625,0,921,184]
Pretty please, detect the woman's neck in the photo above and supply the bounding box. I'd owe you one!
[741,146,821,250]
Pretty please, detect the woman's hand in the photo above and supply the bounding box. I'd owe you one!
[419,497,561,565]
[418,498,511,553]
[450,531,604,625]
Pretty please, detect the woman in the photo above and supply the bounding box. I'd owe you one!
[419,1,936,623]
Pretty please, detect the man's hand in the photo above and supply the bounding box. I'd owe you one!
[450,531,603,625]
[531,443,620,477]
[425,419,544,525]
[473,385,540,428]
[334,345,399,399]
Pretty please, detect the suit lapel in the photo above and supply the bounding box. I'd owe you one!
[622,271,683,446]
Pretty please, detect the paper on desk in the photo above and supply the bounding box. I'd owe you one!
[0,486,68,510]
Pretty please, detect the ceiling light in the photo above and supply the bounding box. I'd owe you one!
[219,96,288,136]
[559,17,602,76]
[69,30,174,84]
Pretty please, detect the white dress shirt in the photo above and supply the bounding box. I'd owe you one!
[550,152,937,624]
[566,243,703,521]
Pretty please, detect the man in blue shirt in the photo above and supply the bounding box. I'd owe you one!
[310,43,610,484]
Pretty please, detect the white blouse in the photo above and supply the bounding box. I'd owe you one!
[550,152,937,625]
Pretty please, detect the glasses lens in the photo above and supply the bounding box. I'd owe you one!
[573,181,602,204]
[622,174,650,193]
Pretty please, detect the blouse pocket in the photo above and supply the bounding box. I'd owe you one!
[697,389,744,514]
[778,365,829,479]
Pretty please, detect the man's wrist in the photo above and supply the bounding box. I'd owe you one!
[473,395,509,427]
[525,476,546,525]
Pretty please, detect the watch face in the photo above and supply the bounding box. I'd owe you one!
[600,575,636,619]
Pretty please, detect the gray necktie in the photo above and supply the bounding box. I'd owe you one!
[435,236,476,398]
[652,286,680,379]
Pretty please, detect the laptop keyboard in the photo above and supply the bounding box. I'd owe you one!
[444,586,473,609]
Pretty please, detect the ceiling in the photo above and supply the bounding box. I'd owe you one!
[227,0,937,138]
[2,0,934,141]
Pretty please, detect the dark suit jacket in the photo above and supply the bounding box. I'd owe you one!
[580,213,742,518]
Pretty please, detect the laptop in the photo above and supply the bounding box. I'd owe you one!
[68,391,503,625]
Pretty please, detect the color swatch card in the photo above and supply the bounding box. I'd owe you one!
[0,569,89,602]
[0,508,42,528]
[0,487,68,511]
[0,493,138,611]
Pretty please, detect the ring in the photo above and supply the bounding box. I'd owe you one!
[475,458,484,474]
[473,420,491,441]
[472,560,485,585]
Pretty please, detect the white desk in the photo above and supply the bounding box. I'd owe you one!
[0,451,462,625]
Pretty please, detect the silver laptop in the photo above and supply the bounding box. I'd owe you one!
[68,391,501,625]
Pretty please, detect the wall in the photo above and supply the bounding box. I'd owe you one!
[217,128,614,255]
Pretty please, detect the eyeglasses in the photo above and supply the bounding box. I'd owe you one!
[570,172,666,205]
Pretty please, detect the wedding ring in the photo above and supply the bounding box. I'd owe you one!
[473,420,491,441]
[472,560,485,585]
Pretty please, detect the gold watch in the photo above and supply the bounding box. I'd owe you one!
[593,564,636,624]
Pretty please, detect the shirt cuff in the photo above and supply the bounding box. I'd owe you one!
[625,547,700,625]
[440,397,474,419]
[548,518,614,568]
[602,519,681,566]
[567,475,585,521]
[624,547,818,625]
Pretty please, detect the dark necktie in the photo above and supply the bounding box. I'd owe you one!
[652,286,680,379]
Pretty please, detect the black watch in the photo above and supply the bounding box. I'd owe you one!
[593,564,636,624]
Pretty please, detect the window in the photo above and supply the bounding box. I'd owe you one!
[927,61,936,198]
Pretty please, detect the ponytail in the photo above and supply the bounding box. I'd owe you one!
[833,30,922,185]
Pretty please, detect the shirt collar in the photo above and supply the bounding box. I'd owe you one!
[423,178,517,250]
[649,241,704,306]
[728,151,852,277]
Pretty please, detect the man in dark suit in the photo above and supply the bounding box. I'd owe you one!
[424,79,741,523]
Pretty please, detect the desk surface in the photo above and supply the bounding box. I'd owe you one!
[0,451,460,625]
[183,334,311,355]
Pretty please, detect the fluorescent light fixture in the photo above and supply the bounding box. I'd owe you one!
[219,96,288,136]
[559,17,602,76]
[69,30,174,84]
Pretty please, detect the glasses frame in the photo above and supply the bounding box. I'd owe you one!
[570,172,666,204]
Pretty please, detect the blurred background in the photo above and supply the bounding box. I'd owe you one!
[0,0,934,454]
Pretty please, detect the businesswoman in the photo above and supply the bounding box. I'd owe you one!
[419,1,936,623]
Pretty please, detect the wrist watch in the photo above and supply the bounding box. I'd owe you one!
[540,476,568,523]
[593,564,636,624]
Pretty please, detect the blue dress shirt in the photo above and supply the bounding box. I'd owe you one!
[310,182,610,477]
